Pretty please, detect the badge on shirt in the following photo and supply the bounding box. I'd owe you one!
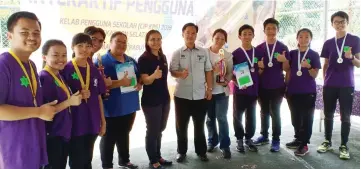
[94,78,98,87]
[197,55,205,61]
[180,55,186,59]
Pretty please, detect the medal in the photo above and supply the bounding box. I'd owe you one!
[297,71,302,76]
[241,47,255,73]
[250,67,255,72]
[268,62,273,67]
[297,47,310,77]
[266,41,277,68]
[337,58,343,63]
[335,33,348,64]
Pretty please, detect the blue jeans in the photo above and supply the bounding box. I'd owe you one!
[206,93,231,149]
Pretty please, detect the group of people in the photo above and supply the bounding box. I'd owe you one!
[0,10,359,169]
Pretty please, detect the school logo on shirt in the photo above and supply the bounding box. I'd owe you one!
[197,55,205,61]
[274,52,280,58]
[20,76,29,87]
[54,80,60,87]
[180,55,186,59]
[343,46,351,52]
[71,72,79,80]
[94,78,98,87]
[254,57,258,63]
[306,58,311,64]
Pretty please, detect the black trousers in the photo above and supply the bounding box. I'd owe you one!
[233,94,257,140]
[69,134,98,169]
[100,113,136,168]
[258,87,285,141]
[174,97,207,155]
[288,93,316,145]
[323,87,354,145]
[44,136,69,169]
[143,103,170,164]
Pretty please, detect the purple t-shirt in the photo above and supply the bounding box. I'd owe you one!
[286,49,322,94]
[40,70,72,141]
[0,52,47,169]
[61,61,106,137]
[256,41,289,89]
[232,47,262,96]
[320,34,360,87]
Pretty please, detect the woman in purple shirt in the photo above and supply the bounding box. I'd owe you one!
[317,11,360,160]
[40,40,83,169]
[283,29,321,156]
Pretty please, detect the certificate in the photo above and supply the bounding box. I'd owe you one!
[233,62,253,89]
[115,62,137,93]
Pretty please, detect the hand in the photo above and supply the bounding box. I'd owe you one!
[345,47,353,59]
[213,62,221,74]
[216,81,228,87]
[134,83,142,91]
[152,66,163,79]
[104,77,112,87]
[301,59,311,69]
[241,86,247,90]
[205,90,212,100]
[180,68,189,79]
[68,91,82,106]
[276,51,287,63]
[38,100,58,121]
[121,71,132,87]
[99,121,106,136]
[81,90,91,100]
[258,57,265,69]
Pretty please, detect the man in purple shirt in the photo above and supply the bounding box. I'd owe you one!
[0,11,58,169]
[253,18,289,152]
[317,11,360,160]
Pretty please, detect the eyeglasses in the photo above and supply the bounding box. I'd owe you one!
[91,37,105,44]
[333,20,347,25]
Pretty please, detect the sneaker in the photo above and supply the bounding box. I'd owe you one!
[339,145,350,160]
[270,140,280,152]
[149,162,165,169]
[317,140,333,153]
[159,158,172,165]
[294,145,309,156]
[119,162,138,169]
[245,139,258,152]
[286,139,301,149]
[253,136,270,146]
[221,148,231,159]
[197,154,209,162]
[207,145,217,152]
[236,139,245,153]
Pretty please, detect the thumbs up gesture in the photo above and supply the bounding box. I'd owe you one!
[68,91,82,106]
[258,57,265,69]
[276,51,287,62]
[152,66,163,79]
[121,71,132,87]
[38,100,58,121]
[345,47,353,59]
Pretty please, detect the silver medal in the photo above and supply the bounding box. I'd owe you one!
[268,62,273,67]
[297,70,302,76]
[337,58,343,64]
[250,67,255,72]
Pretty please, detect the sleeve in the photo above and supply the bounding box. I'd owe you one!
[95,68,106,95]
[312,51,322,69]
[283,44,290,60]
[288,50,293,65]
[131,58,141,79]
[169,49,180,71]
[225,53,233,81]
[320,41,329,59]
[40,74,56,104]
[352,36,360,55]
[0,71,9,105]
[204,49,213,72]
[138,56,152,75]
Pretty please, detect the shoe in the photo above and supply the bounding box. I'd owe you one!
[198,154,209,162]
[176,153,186,163]
[119,162,138,169]
[317,140,333,153]
[207,145,217,152]
[339,145,350,160]
[159,158,172,165]
[245,139,258,152]
[270,140,280,152]
[286,139,301,149]
[236,139,245,153]
[149,162,165,169]
[294,145,309,156]
[221,148,231,159]
[253,136,270,146]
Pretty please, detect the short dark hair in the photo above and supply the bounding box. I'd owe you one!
[212,29,228,42]
[110,31,127,41]
[263,18,279,30]
[42,39,66,55]
[238,24,254,36]
[7,11,41,32]
[84,26,106,39]
[182,23,198,33]
[297,28,313,39]
[331,11,349,23]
